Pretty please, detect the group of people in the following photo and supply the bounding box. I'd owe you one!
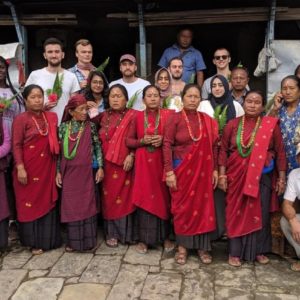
[1,27,300,272]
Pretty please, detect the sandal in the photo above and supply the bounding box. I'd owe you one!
[164,240,175,253]
[175,250,187,265]
[31,248,43,255]
[228,255,242,267]
[135,242,148,254]
[198,250,212,264]
[105,238,118,248]
[291,261,300,272]
[256,254,270,265]
[65,246,74,253]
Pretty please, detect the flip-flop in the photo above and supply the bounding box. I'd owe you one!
[256,254,270,265]
[291,261,300,272]
[228,255,242,267]
[31,248,43,255]
[105,238,118,248]
[198,250,212,264]
[175,251,187,265]
[135,242,148,254]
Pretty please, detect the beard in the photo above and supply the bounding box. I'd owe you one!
[172,74,182,80]
[48,60,62,67]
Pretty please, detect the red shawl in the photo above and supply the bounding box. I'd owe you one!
[131,109,172,220]
[45,112,60,155]
[171,113,218,235]
[225,116,278,238]
[105,110,136,166]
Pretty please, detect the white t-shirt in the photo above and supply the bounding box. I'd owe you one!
[284,168,300,202]
[25,68,80,124]
[197,100,244,118]
[109,77,150,111]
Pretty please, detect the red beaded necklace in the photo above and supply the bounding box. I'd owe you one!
[31,112,48,136]
[182,109,202,142]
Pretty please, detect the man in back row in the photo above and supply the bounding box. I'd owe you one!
[110,54,150,111]
[25,37,80,124]
[158,27,206,87]
[68,39,95,89]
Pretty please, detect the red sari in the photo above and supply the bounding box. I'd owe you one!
[219,116,286,238]
[12,111,59,222]
[126,109,171,220]
[99,109,136,220]
[163,111,219,236]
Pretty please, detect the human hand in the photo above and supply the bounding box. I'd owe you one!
[56,172,62,188]
[95,168,104,183]
[17,167,27,185]
[123,154,134,171]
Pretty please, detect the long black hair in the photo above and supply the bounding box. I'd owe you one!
[0,56,24,107]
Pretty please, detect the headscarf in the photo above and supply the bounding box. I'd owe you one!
[62,93,87,122]
[209,74,236,122]
[154,67,172,100]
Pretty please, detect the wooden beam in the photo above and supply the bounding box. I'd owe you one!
[107,7,300,27]
[0,14,77,26]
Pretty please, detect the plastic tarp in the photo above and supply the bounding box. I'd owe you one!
[0,42,24,88]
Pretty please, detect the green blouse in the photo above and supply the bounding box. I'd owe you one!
[57,120,103,171]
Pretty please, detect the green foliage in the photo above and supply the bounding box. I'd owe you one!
[46,72,63,99]
[162,95,172,108]
[188,73,195,84]
[96,57,110,73]
[127,90,141,109]
[0,93,19,112]
[214,105,228,134]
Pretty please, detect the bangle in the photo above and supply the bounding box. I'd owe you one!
[218,175,227,179]
[166,171,174,177]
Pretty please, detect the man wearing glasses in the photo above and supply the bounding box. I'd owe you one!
[201,48,231,100]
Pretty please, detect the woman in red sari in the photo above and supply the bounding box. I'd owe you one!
[126,85,174,253]
[163,83,219,265]
[99,84,136,247]
[12,84,61,254]
[218,91,287,266]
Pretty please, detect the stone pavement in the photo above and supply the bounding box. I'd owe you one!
[1,235,300,300]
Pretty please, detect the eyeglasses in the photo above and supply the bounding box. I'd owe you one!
[214,55,229,60]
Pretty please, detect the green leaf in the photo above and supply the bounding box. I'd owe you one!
[96,57,110,73]
[162,95,172,108]
[213,105,227,134]
[127,90,141,109]
[188,73,195,84]
[53,72,63,99]
[237,61,243,68]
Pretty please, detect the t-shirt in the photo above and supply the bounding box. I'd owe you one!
[197,100,244,118]
[109,77,150,111]
[158,44,206,83]
[284,168,300,202]
[25,68,80,124]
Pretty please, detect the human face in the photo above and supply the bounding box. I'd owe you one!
[169,59,183,80]
[213,49,231,70]
[243,93,264,117]
[76,44,93,65]
[25,88,44,112]
[0,61,7,82]
[281,78,300,104]
[120,60,137,78]
[157,70,170,91]
[90,75,104,95]
[211,78,225,98]
[182,87,201,111]
[177,29,193,49]
[231,69,249,91]
[43,44,64,67]
[70,104,88,122]
[109,87,127,111]
[143,87,160,110]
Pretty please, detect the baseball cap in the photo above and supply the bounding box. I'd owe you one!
[120,54,136,63]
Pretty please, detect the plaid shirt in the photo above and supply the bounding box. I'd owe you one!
[68,64,87,84]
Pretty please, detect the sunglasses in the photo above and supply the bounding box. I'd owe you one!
[214,55,229,60]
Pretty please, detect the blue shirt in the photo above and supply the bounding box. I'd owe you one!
[158,44,206,83]
[68,64,86,85]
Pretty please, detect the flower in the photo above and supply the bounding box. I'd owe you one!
[48,93,58,103]
[46,72,64,104]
